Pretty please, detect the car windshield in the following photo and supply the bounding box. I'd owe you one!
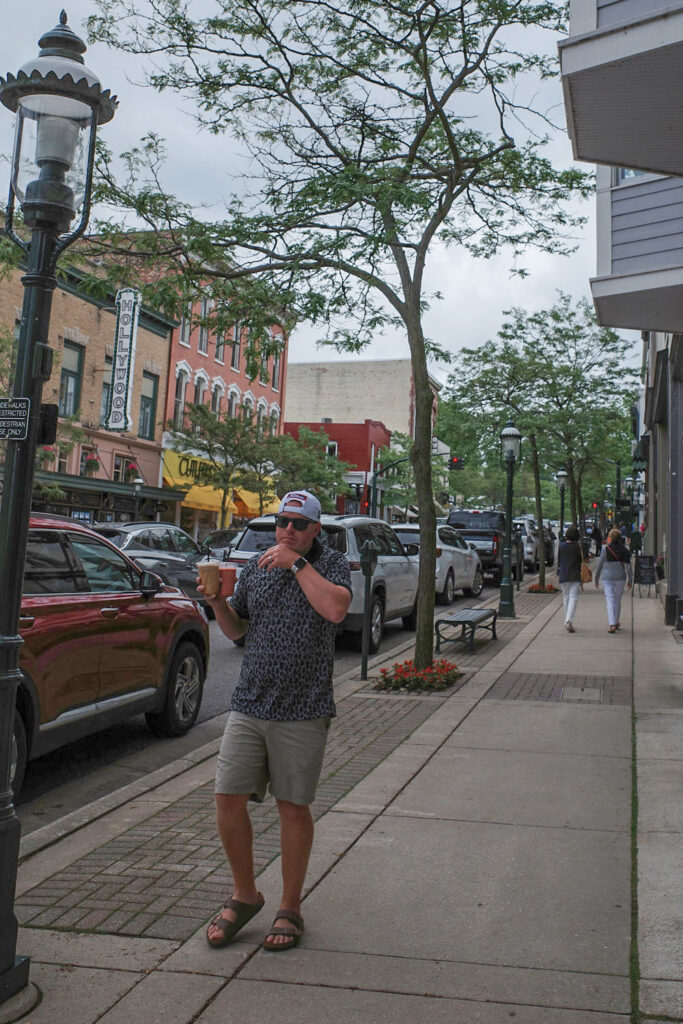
[95,528,127,548]
[235,523,346,553]
[448,512,504,530]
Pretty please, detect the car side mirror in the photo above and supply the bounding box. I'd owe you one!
[140,571,163,597]
[468,542,477,550]
[403,543,419,556]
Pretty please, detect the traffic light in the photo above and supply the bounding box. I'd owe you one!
[592,502,598,509]
[449,454,464,471]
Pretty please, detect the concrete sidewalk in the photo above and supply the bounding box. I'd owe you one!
[4,582,682,1023]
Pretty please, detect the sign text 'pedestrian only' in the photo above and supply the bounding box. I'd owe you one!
[0,397,30,440]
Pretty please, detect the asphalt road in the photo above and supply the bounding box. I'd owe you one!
[15,585,497,836]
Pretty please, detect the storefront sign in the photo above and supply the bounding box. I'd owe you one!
[177,455,214,486]
[0,397,30,440]
[105,289,141,431]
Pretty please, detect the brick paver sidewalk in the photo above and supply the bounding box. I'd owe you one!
[15,603,546,941]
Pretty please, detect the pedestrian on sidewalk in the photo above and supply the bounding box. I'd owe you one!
[592,523,602,556]
[199,490,352,952]
[557,525,583,632]
[594,527,633,633]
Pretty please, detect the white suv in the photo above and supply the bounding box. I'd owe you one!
[223,514,419,653]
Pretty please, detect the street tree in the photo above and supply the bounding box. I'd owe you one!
[167,403,255,526]
[271,427,352,510]
[441,294,636,581]
[84,0,593,665]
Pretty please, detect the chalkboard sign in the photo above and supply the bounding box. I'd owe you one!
[634,555,657,585]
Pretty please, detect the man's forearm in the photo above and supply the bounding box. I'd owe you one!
[295,566,351,623]
[208,597,248,641]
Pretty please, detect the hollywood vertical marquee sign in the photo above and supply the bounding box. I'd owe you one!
[105,289,141,431]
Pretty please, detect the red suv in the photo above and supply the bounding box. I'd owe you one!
[11,514,210,797]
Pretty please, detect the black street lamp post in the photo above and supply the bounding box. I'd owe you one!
[133,476,144,518]
[0,14,116,1010]
[498,420,522,619]
[556,469,568,541]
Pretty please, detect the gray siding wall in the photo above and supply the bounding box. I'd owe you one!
[611,176,683,275]
[598,0,679,28]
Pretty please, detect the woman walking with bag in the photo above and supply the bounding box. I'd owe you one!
[594,528,633,633]
[557,525,583,632]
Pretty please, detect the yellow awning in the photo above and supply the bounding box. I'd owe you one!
[233,488,280,517]
[162,451,236,514]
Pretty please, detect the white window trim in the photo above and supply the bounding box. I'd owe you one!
[194,367,211,386]
[176,360,192,379]
[211,375,226,394]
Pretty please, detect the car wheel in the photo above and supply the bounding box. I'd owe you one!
[437,570,455,605]
[146,641,205,737]
[11,710,27,800]
[464,567,484,598]
[368,595,385,654]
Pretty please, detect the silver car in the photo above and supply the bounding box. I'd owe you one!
[223,513,419,653]
[393,523,484,604]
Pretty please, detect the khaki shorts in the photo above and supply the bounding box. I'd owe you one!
[215,711,330,806]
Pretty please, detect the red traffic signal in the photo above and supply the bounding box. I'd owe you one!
[449,455,464,471]
[592,502,598,509]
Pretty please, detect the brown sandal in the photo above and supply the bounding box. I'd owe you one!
[206,893,265,948]
[262,910,304,952]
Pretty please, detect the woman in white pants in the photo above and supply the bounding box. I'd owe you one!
[594,528,633,633]
[557,525,582,632]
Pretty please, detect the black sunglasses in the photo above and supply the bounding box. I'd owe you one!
[275,515,313,531]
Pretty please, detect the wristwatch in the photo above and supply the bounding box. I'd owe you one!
[291,556,308,575]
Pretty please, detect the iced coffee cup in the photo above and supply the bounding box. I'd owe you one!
[198,561,221,598]
[219,565,237,597]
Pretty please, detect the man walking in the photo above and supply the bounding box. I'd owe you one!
[592,523,602,556]
[200,490,352,952]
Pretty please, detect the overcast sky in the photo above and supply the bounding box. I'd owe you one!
[1,2,640,383]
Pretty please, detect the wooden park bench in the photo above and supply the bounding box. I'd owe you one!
[434,607,498,654]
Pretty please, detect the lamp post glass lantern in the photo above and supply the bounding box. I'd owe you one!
[498,421,522,618]
[0,12,116,1009]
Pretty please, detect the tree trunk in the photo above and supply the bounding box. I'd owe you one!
[529,433,545,588]
[406,319,436,670]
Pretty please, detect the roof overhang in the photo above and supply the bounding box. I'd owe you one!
[590,265,683,332]
[559,9,683,175]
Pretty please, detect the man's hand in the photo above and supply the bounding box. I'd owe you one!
[258,544,298,572]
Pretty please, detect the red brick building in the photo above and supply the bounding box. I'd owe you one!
[162,298,288,535]
[283,418,391,514]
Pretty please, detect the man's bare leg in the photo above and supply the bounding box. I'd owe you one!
[266,799,313,946]
[207,793,262,942]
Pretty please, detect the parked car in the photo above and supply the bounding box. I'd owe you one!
[542,521,556,566]
[513,518,543,572]
[12,514,210,797]
[94,522,212,603]
[392,523,484,603]
[202,526,243,561]
[445,509,524,585]
[224,513,419,653]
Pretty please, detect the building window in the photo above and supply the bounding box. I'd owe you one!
[272,347,281,391]
[58,340,84,418]
[194,377,207,405]
[211,386,222,415]
[615,168,646,185]
[57,450,69,473]
[327,441,338,458]
[227,391,239,418]
[243,399,254,422]
[138,371,158,440]
[79,448,99,476]
[215,330,225,364]
[113,454,126,482]
[174,372,188,428]
[198,297,210,355]
[231,324,241,370]
[270,410,279,435]
[179,305,192,346]
[99,355,113,425]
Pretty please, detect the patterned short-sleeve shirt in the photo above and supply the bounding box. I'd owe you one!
[228,537,352,721]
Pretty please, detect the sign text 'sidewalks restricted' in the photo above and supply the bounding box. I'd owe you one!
[104,289,141,431]
[0,397,30,440]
